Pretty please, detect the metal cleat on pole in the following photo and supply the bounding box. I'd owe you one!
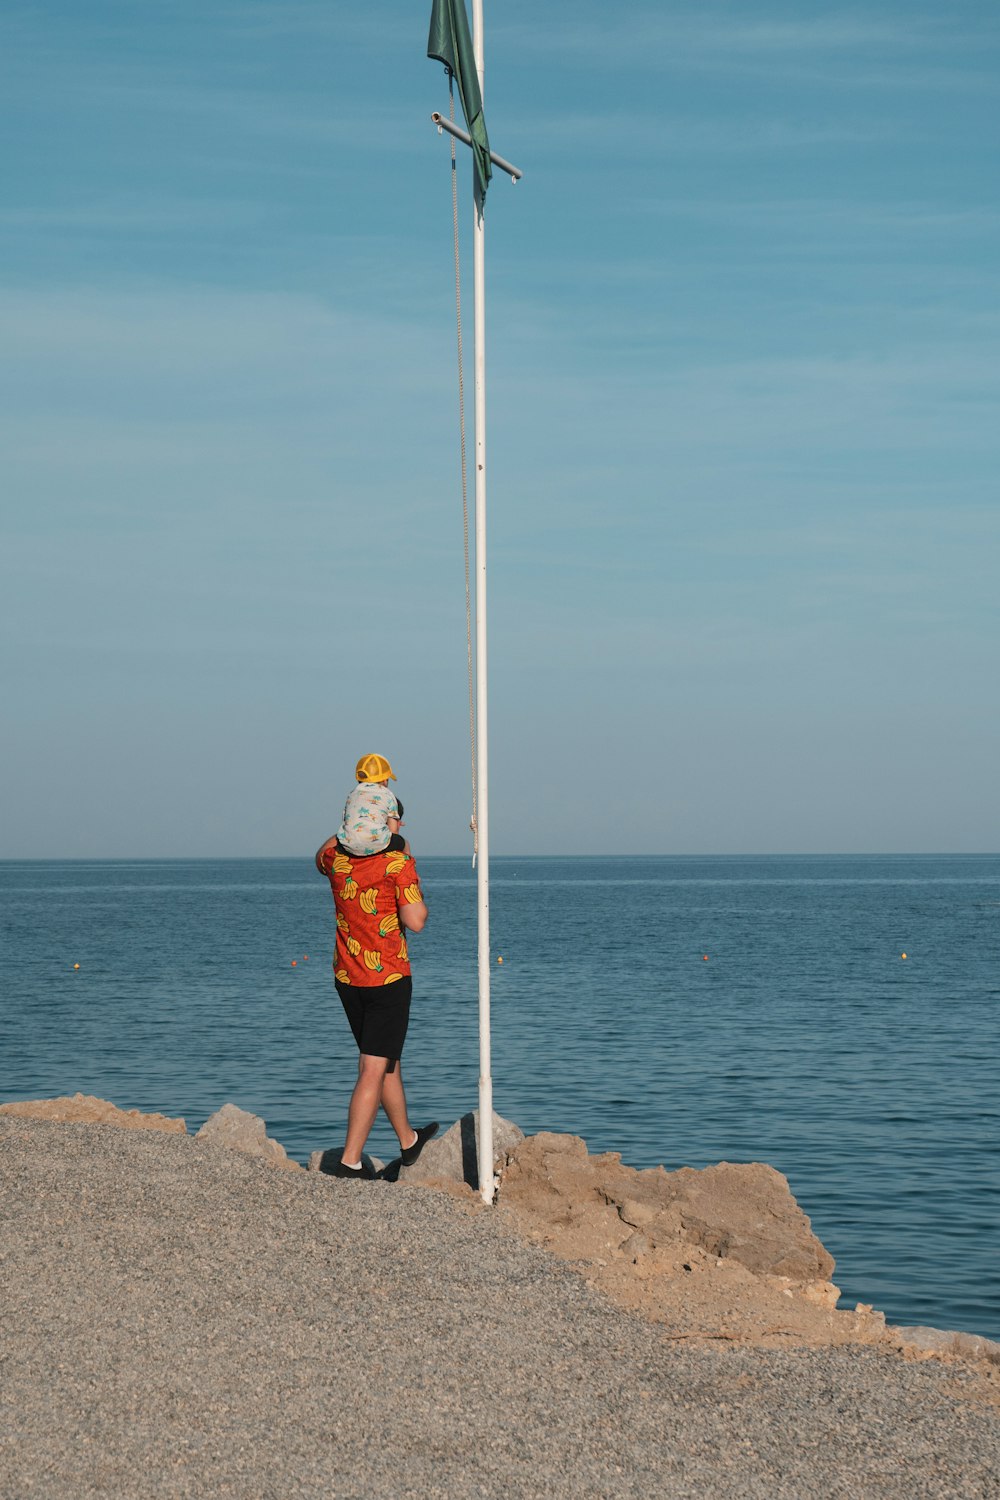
[431,113,523,181]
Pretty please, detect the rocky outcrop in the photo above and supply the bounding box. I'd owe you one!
[396,1111,524,1190]
[890,1325,1000,1366]
[195,1104,303,1171]
[498,1131,833,1282]
[493,1131,883,1348]
[644,1159,835,1282]
[0,1094,186,1133]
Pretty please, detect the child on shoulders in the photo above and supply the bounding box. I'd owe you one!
[335,753,407,858]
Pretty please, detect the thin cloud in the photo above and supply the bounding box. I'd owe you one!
[0,198,268,235]
[529,110,904,156]
[494,8,999,81]
[640,198,1000,235]
[5,55,424,157]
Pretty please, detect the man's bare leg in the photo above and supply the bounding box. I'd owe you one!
[342,1053,389,1165]
[379,1063,417,1152]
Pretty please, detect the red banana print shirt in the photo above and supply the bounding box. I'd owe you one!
[321,845,423,986]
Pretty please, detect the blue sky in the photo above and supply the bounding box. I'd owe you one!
[2,1,997,856]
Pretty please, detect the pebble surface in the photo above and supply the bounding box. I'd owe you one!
[2,1119,998,1499]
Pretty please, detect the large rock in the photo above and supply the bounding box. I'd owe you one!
[890,1325,1000,1366]
[396,1111,524,1191]
[493,1131,860,1347]
[195,1104,302,1171]
[666,1161,835,1281]
[498,1131,834,1283]
[0,1094,186,1133]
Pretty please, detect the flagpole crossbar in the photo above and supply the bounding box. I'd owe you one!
[431,113,522,181]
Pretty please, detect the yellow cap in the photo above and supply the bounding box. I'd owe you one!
[355,753,397,784]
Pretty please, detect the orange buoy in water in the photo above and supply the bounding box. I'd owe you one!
[303,956,309,961]
[901,952,907,960]
[291,960,297,967]
[497,956,503,964]
[73,963,80,969]
[703,955,709,961]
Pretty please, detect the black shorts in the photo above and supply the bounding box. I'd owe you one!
[335,977,412,1070]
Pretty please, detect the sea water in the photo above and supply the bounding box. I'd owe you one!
[1,854,998,1341]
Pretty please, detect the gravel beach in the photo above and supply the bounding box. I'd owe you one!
[2,1118,998,1499]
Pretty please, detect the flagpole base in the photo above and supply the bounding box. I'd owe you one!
[478,1076,495,1203]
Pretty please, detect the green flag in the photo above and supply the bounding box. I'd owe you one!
[427,0,492,203]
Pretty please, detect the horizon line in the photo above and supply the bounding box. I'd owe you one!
[2,851,998,864]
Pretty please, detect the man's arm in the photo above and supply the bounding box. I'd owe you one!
[398,899,428,933]
[314,835,339,876]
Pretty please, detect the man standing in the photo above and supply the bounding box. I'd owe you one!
[315,833,437,1179]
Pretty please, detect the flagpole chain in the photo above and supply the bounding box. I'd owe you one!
[447,74,479,869]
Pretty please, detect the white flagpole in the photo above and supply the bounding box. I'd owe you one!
[472,0,494,1205]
